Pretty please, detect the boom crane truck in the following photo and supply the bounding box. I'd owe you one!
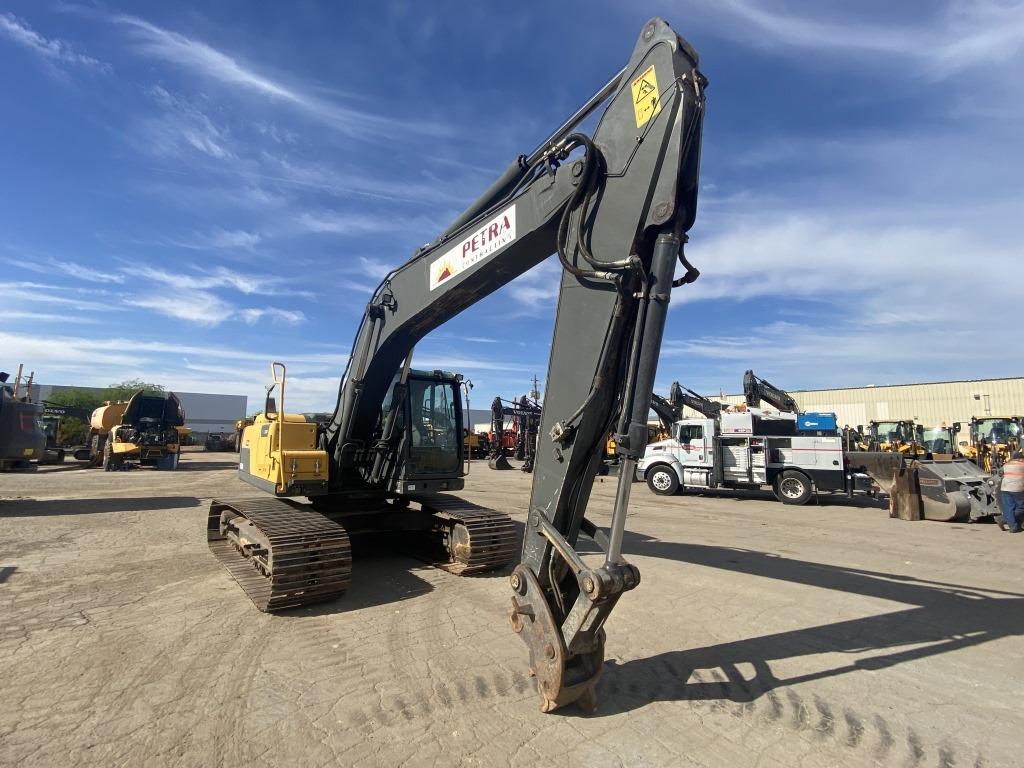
[209,18,706,713]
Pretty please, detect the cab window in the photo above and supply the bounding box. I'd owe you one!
[406,378,460,475]
[677,424,704,442]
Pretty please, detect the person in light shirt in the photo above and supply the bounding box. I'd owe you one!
[999,451,1024,533]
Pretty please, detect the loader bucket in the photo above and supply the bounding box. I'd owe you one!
[888,458,999,523]
[846,451,904,490]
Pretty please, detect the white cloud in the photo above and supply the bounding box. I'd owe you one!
[208,229,261,249]
[257,152,479,206]
[295,211,403,236]
[135,86,233,160]
[0,13,109,71]
[696,0,1024,78]
[680,212,1017,314]
[112,14,449,140]
[658,203,1022,391]
[505,258,561,313]
[0,330,348,412]
[53,259,125,284]
[124,289,234,327]
[0,281,123,312]
[127,264,310,298]
[122,288,307,327]
[237,307,305,325]
[3,310,98,323]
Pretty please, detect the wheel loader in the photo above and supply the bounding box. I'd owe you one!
[960,416,1022,472]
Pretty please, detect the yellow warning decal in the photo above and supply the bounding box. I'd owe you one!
[631,64,661,128]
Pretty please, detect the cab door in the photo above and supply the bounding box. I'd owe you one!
[676,421,711,466]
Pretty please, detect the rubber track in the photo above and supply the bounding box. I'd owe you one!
[207,497,352,612]
[410,494,518,575]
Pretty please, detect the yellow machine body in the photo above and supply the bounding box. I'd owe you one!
[90,401,130,433]
[237,364,329,496]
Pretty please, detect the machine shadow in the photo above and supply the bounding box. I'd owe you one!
[0,496,203,517]
[595,530,1024,715]
[668,485,888,509]
[276,519,527,617]
[279,535,437,616]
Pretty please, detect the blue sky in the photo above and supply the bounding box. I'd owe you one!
[1,1,1022,412]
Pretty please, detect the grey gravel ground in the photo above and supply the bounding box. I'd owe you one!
[1,453,1021,767]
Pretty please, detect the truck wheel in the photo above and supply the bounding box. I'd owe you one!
[102,440,114,471]
[646,465,679,496]
[775,470,812,505]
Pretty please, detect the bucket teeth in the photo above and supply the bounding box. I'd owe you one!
[207,498,352,612]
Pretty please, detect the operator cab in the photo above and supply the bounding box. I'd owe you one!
[972,418,1021,445]
[377,369,464,490]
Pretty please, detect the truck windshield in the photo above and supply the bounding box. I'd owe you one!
[406,377,460,476]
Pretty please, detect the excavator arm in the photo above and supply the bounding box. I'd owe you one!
[743,369,799,413]
[674,382,724,419]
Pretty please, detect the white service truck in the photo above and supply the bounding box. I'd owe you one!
[637,409,873,505]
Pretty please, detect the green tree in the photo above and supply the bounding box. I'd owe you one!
[105,379,166,402]
[47,387,106,411]
[59,416,91,445]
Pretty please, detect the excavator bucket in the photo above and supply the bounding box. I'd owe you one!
[488,454,512,470]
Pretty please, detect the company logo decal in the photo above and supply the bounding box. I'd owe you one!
[429,205,516,291]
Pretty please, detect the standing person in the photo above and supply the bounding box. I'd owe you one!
[999,451,1024,533]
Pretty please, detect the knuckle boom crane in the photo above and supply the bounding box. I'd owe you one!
[207,17,706,713]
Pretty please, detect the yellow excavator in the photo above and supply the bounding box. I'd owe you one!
[209,17,707,713]
[960,416,1023,472]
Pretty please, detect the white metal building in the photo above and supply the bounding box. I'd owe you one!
[684,377,1024,429]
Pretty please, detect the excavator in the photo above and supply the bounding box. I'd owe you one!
[486,395,543,471]
[208,17,706,713]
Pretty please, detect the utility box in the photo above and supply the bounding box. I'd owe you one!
[797,412,838,434]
